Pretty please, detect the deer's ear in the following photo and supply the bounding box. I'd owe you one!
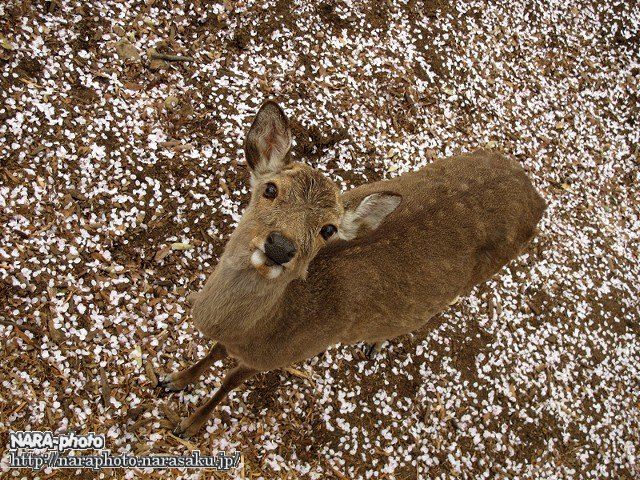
[339,193,401,241]
[244,101,292,177]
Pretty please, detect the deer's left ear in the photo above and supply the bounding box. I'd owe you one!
[339,192,402,241]
[244,101,292,178]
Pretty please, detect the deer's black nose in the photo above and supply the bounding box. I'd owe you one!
[264,232,297,265]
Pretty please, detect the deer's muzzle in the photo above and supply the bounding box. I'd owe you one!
[264,231,297,265]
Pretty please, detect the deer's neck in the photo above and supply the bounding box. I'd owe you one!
[191,253,287,344]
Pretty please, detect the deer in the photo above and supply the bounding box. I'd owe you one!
[158,100,546,437]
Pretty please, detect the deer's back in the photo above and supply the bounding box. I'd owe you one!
[242,150,545,370]
[328,149,545,342]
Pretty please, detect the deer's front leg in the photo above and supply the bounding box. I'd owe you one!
[174,364,257,438]
[159,342,227,392]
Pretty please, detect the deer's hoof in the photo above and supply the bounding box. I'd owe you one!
[173,418,201,439]
[157,374,186,392]
[172,425,186,438]
[362,342,381,360]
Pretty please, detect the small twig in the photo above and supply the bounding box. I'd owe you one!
[284,367,315,385]
[150,52,196,62]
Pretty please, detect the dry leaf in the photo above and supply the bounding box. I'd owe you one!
[47,316,65,343]
[0,35,15,50]
[285,367,313,382]
[160,402,181,425]
[99,368,111,408]
[154,245,172,262]
[145,360,158,387]
[114,39,141,62]
[170,242,193,251]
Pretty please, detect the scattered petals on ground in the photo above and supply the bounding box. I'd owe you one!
[1,0,638,478]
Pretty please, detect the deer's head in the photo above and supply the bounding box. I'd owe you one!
[223,101,401,282]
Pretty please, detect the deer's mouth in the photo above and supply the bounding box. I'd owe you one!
[250,247,284,279]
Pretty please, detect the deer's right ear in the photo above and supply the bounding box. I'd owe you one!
[244,101,292,178]
[339,192,401,241]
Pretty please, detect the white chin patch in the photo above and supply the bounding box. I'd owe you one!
[251,249,267,267]
[251,249,284,279]
[267,265,283,279]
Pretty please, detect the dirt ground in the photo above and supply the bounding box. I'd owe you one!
[0,0,639,479]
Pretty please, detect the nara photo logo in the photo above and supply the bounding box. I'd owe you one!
[7,431,240,472]
[9,431,105,452]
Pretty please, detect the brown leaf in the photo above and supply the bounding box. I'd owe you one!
[131,416,153,432]
[47,316,65,343]
[99,367,111,408]
[154,245,172,262]
[145,360,158,387]
[123,82,143,91]
[115,39,141,62]
[160,402,181,425]
[219,177,231,196]
[126,403,149,421]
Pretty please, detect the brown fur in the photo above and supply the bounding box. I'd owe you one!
[164,101,546,437]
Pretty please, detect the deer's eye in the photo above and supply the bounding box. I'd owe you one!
[320,224,337,240]
[263,182,278,199]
